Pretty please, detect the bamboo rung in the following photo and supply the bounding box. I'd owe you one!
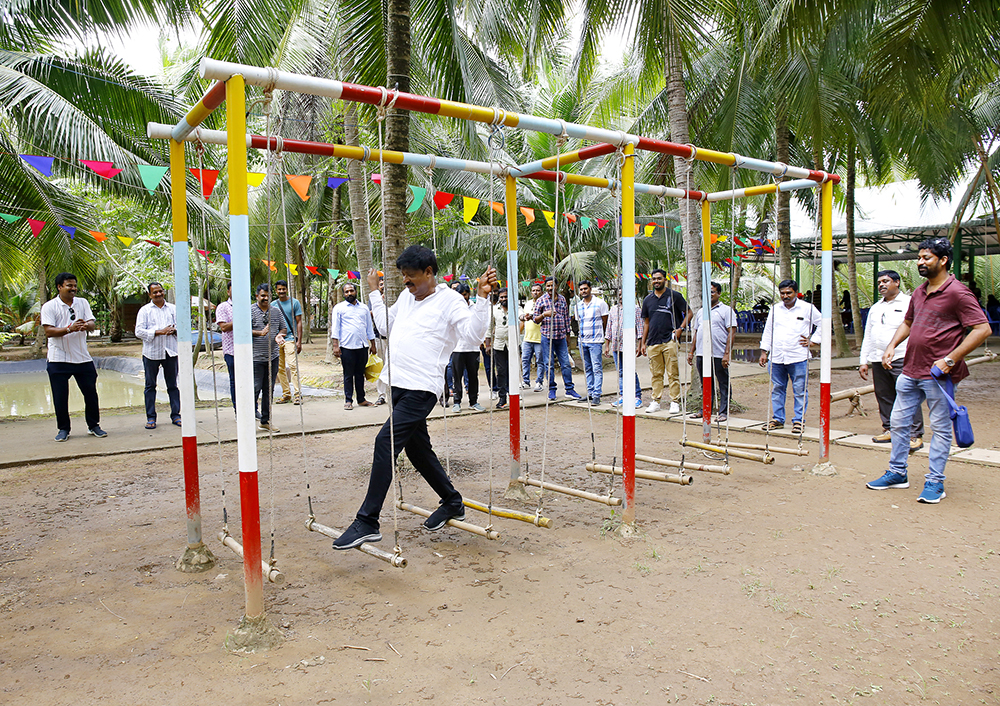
[716,440,810,456]
[520,477,622,506]
[219,531,285,583]
[395,501,501,540]
[463,498,553,528]
[305,518,407,568]
[587,462,693,486]
[635,453,730,475]
[680,440,774,464]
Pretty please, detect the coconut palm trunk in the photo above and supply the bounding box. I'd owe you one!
[776,114,793,281]
[325,187,342,364]
[845,141,863,343]
[381,0,411,305]
[344,101,374,295]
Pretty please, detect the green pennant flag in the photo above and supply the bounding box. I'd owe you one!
[327,268,340,278]
[580,216,591,230]
[0,213,20,224]
[406,185,426,213]
[136,164,169,193]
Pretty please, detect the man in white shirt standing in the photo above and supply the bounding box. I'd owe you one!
[486,287,510,409]
[575,281,609,405]
[687,281,737,422]
[41,272,106,441]
[859,270,923,450]
[135,282,180,429]
[450,282,484,412]
[333,246,496,550]
[331,282,376,410]
[758,279,821,435]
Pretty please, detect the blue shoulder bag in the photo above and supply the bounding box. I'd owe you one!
[931,366,974,448]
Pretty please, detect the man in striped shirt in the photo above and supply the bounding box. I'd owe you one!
[251,283,287,432]
[575,281,609,405]
[135,282,180,429]
[533,277,582,401]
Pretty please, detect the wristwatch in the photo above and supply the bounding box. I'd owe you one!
[944,356,956,367]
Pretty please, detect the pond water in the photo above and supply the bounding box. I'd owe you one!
[0,371,170,417]
[730,347,763,363]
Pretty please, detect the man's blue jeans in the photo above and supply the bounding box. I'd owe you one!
[889,374,954,483]
[613,351,642,399]
[522,340,543,385]
[541,336,576,393]
[769,360,808,423]
[580,342,604,399]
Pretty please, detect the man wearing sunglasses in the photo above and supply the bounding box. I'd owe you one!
[41,272,106,441]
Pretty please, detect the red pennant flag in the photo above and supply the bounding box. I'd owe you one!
[750,238,762,247]
[596,219,609,229]
[79,160,123,179]
[433,191,455,210]
[725,257,735,265]
[763,243,775,253]
[443,274,454,282]
[27,218,45,237]
[565,213,577,223]
[144,239,161,247]
[196,249,213,262]
[371,173,382,184]
[190,169,220,199]
[347,271,360,279]
[305,266,320,275]
[734,237,749,248]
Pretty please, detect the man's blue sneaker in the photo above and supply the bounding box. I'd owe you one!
[88,426,108,438]
[612,398,623,407]
[54,429,69,442]
[548,391,556,401]
[866,471,909,490]
[565,390,582,400]
[333,519,381,550]
[917,481,946,504]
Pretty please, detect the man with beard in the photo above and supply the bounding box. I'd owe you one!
[135,282,180,429]
[332,246,496,550]
[331,282,376,410]
[866,238,990,504]
[486,287,510,408]
[640,269,690,414]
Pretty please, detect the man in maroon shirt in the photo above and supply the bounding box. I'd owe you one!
[866,237,990,503]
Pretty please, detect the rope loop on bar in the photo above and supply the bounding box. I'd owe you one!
[684,143,697,162]
[376,84,400,123]
[820,171,831,183]
[425,154,437,171]
[617,130,629,148]
[490,107,507,126]
[263,66,279,94]
[556,119,569,147]
[488,124,506,152]
[773,161,789,178]
[361,145,371,161]
[732,153,746,170]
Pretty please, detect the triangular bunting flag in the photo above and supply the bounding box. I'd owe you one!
[0,213,20,224]
[222,254,232,264]
[462,196,480,223]
[286,175,312,201]
[347,271,360,279]
[80,160,122,179]
[327,177,349,189]
[643,224,655,237]
[144,239,161,247]
[443,274,454,282]
[433,191,455,210]
[117,235,133,246]
[27,218,45,237]
[371,174,382,184]
[734,237,748,248]
[596,219,609,229]
[327,268,340,278]
[580,216,591,230]
[196,249,212,262]
[136,164,168,193]
[60,225,76,239]
[20,155,54,176]
[634,223,641,236]
[490,201,504,215]
[190,169,219,199]
[565,213,577,223]
[542,211,555,228]
[89,231,107,242]
[406,185,426,213]
[247,172,267,188]
[305,266,320,275]
[519,207,535,225]
[287,263,299,275]
[261,260,276,272]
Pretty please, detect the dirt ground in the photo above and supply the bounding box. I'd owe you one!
[3,350,1000,705]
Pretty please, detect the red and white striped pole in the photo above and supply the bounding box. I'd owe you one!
[621,142,637,527]
[504,176,522,487]
[819,178,834,462]
[700,201,713,442]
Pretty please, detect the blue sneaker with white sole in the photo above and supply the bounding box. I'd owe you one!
[917,481,946,504]
[866,470,909,490]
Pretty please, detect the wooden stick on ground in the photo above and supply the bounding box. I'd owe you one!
[715,440,810,456]
[219,531,285,583]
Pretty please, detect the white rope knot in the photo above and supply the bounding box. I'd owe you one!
[425,154,437,170]
[820,171,831,183]
[270,135,284,155]
[684,143,697,162]
[376,85,400,122]
[362,145,371,161]
[732,153,746,169]
[263,66,279,93]
[617,131,629,148]
[773,161,789,178]
[490,107,507,126]
[556,120,569,147]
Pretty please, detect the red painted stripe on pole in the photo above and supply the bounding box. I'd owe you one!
[703,377,713,443]
[202,80,228,111]
[239,471,264,596]
[182,435,201,522]
[807,169,842,185]
[635,136,698,159]
[509,394,520,462]
[820,381,831,460]
[623,415,635,511]
[575,143,618,161]
[249,134,340,156]
[338,83,442,114]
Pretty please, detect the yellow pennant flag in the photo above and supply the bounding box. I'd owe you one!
[490,201,504,215]
[288,263,298,276]
[519,207,535,225]
[247,172,267,187]
[117,235,133,246]
[462,196,480,223]
[643,224,656,237]
[286,175,312,201]
[542,210,555,228]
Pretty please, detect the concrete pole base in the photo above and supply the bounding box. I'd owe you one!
[503,479,532,502]
[225,613,284,654]
[175,542,217,573]
[810,461,838,477]
[616,522,639,538]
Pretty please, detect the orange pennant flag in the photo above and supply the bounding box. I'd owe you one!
[634,223,641,236]
[262,259,277,272]
[89,230,107,242]
[490,201,504,215]
[565,213,577,223]
[519,207,535,225]
[286,175,312,201]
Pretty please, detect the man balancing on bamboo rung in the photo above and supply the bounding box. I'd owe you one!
[333,246,498,550]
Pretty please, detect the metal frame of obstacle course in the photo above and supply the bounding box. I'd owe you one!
[154,58,840,638]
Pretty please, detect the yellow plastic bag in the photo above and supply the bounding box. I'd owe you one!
[365,353,384,382]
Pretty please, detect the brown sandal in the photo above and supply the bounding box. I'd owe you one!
[344,402,353,410]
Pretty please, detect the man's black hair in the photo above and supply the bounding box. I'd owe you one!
[778,279,798,292]
[342,282,357,293]
[147,281,163,293]
[396,245,438,274]
[917,237,952,269]
[544,276,554,283]
[226,280,232,289]
[650,268,667,278]
[578,280,592,289]
[454,282,471,295]
[256,283,270,294]
[531,281,542,289]
[876,269,901,283]
[275,279,288,288]
[710,281,722,294]
[498,287,508,295]
[55,272,77,288]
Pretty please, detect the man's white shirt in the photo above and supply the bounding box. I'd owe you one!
[135,301,178,360]
[692,302,737,358]
[760,299,822,364]
[859,293,911,364]
[40,296,94,364]
[576,296,609,344]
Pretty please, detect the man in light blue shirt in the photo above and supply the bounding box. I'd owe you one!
[331,282,376,409]
[575,281,609,405]
[274,280,304,404]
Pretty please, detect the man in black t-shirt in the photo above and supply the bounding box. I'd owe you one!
[640,269,690,414]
